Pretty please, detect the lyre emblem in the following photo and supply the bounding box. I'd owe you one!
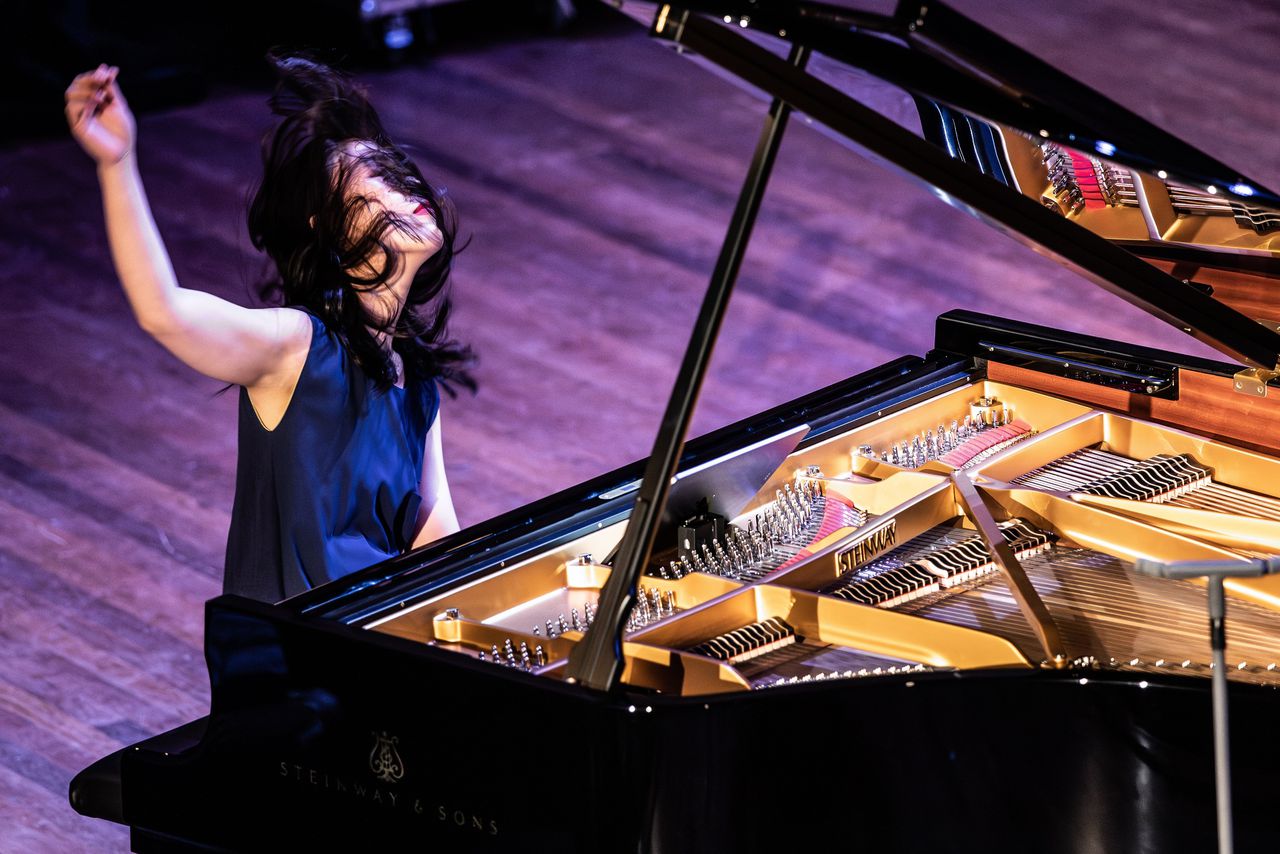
[369,731,405,783]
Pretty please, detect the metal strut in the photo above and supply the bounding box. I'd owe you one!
[565,17,811,691]
[952,472,1067,667]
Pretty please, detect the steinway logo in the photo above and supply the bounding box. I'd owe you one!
[836,519,897,572]
[276,737,499,836]
[369,731,404,783]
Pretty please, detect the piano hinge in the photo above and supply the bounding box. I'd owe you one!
[1233,366,1280,398]
[651,4,685,42]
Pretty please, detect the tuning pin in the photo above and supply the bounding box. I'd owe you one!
[713,542,730,573]
[534,645,546,667]
[571,608,581,631]
[491,644,501,661]
[584,602,594,626]
[727,541,745,572]
[558,615,569,634]
[478,651,487,662]
[546,619,557,639]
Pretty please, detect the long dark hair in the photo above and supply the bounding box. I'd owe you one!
[247,50,475,395]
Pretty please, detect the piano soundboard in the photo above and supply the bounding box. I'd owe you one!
[368,381,1280,695]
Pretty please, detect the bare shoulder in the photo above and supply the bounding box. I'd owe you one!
[251,306,314,391]
[270,306,314,348]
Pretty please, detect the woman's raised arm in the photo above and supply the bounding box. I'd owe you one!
[66,64,309,388]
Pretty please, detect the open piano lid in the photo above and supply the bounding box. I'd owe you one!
[609,0,1280,373]
[559,0,1280,689]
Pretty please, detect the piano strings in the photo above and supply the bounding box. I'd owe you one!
[821,519,1054,608]
[1011,446,1280,520]
[852,522,1280,684]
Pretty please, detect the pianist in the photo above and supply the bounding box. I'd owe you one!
[64,52,475,602]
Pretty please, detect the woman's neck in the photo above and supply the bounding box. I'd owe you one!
[359,248,428,353]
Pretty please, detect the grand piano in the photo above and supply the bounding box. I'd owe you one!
[70,2,1280,851]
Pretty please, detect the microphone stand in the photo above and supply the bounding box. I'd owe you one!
[1133,557,1280,854]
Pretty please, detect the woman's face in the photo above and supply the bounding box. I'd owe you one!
[333,139,443,261]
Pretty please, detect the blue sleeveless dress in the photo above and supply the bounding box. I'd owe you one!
[223,310,441,603]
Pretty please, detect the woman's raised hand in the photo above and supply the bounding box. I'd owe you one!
[65,64,136,166]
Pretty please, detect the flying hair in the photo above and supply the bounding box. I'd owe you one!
[246,49,475,396]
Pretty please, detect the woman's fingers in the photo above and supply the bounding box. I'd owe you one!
[66,91,102,124]
[65,67,107,94]
[65,65,121,127]
[65,65,119,100]
[65,91,94,125]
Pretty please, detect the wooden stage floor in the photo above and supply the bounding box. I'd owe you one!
[1,1,1276,849]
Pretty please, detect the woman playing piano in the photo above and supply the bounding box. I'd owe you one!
[64,53,474,603]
